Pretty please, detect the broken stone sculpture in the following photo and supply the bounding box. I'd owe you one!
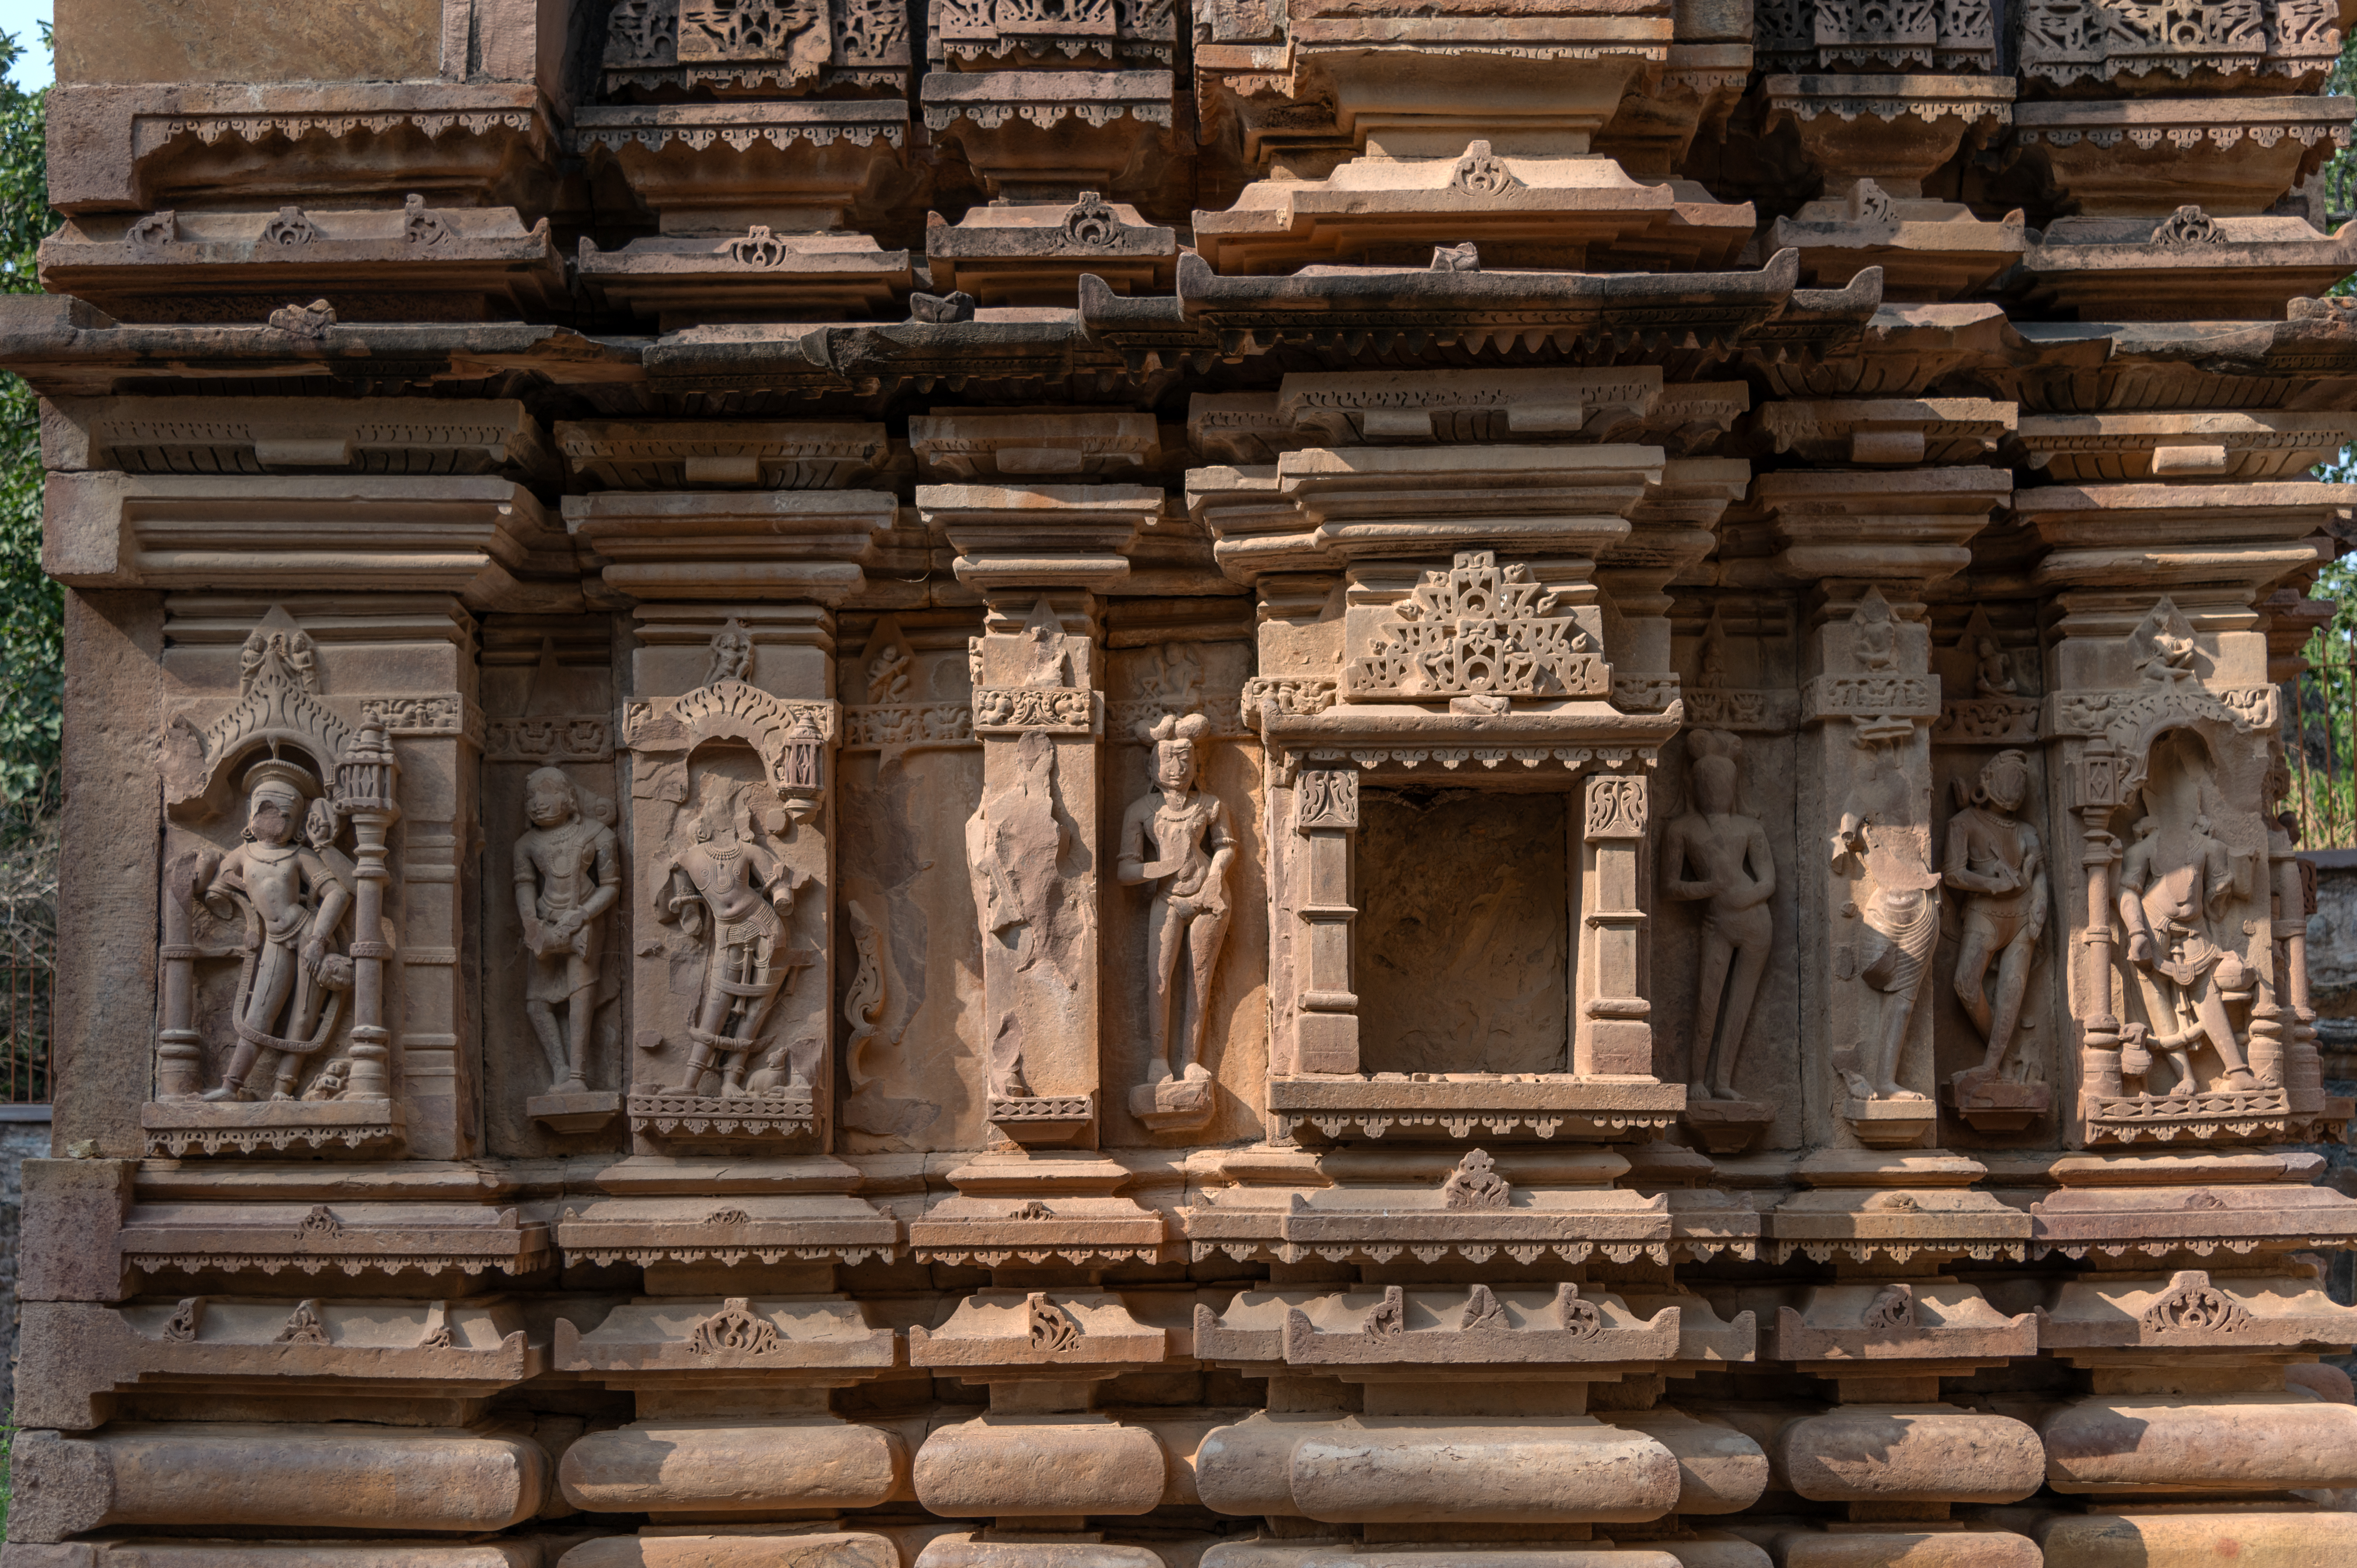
[11,0,2357,1561]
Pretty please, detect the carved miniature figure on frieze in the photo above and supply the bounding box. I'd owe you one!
[1661,731,1776,1103]
[660,779,818,1100]
[514,768,622,1096]
[1118,712,1235,1127]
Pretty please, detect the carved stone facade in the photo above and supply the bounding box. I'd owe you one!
[10,0,2357,1562]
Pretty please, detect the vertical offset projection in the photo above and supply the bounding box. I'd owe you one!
[11,0,2357,1561]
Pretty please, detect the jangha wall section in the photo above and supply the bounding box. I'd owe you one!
[8,0,2357,1562]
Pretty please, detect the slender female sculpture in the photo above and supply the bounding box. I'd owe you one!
[1945,750,2046,1082]
[1661,732,1775,1101]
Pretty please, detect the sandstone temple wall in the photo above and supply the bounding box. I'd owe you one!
[7,0,2357,1562]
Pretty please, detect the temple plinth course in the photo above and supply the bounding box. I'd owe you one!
[9,0,2357,1560]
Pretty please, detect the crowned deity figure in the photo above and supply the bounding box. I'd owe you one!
[200,758,354,1101]
[514,768,622,1094]
[1117,713,1236,1097]
[660,781,812,1099]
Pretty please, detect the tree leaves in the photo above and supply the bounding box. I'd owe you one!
[0,27,57,836]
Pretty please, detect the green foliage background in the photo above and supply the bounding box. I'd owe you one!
[0,27,53,842]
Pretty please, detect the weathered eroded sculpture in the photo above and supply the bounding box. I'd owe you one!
[513,767,621,1095]
[660,781,813,1099]
[1661,730,1775,1101]
[1119,711,1235,1123]
[199,761,355,1103]
[15,0,2357,1557]
[1944,749,2048,1089]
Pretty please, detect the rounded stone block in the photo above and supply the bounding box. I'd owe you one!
[2285,1363,2355,1404]
[559,1533,899,1568]
[2042,1394,2357,1494]
[7,1426,546,1544]
[4,1547,541,1567]
[1768,1530,2039,1568]
[913,1416,1167,1519]
[1657,1537,1774,1568]
[2035,1509,2357,1567]
[1612,1411,1770,1515]
[913,1537,1166,1568]
[1287,1418,1682,1524]
[559,1420,906,1516]
[1773,1408,2043,1504]
[1194,1413,1338,1518]
[1198,1548,1685,1568]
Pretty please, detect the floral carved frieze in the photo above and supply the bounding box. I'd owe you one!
[1344,551,1610,702]
[2016,0,2340,85]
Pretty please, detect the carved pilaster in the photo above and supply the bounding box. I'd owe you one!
[1579,769,1652,1075]
[1289,767,1360,1077]
[1765,467,2011,1149]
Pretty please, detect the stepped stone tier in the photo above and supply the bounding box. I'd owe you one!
[12,0,2357,1560]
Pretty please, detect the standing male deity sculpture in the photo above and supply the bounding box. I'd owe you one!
[201,758,355,1102]
[514,767,622,1095]
[660,781,814,1099]
[1660,731,1775,1102]
[1118,713,1236,1110]
[1944,750,2047,1086]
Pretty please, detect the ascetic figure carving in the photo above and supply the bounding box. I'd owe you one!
[513,767,622,1095]
[201,759,355,1102]
[1660,732,1774,1101]
[660,781,811,1099]
[1945,750,2047,1081]
[1118,713,1236,1097]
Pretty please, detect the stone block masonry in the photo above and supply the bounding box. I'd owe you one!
[6,0,2357,1561]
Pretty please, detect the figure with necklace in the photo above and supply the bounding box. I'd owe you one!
[660,779,810,1099]
[1118,712,1235,1103]
[201,757,355,1101]
[515,767,621,1094]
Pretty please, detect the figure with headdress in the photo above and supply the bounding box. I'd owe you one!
[515,767,621,1094]
[1118,713,1236,1098]
[200,757,354,1101]
[1661,731,1775,1101]
[2118,793,2257,1092]
[660,779,810,1099]
[1945,750,2047,1081]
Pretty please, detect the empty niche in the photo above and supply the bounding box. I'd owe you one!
[1356,788,1570,1076]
